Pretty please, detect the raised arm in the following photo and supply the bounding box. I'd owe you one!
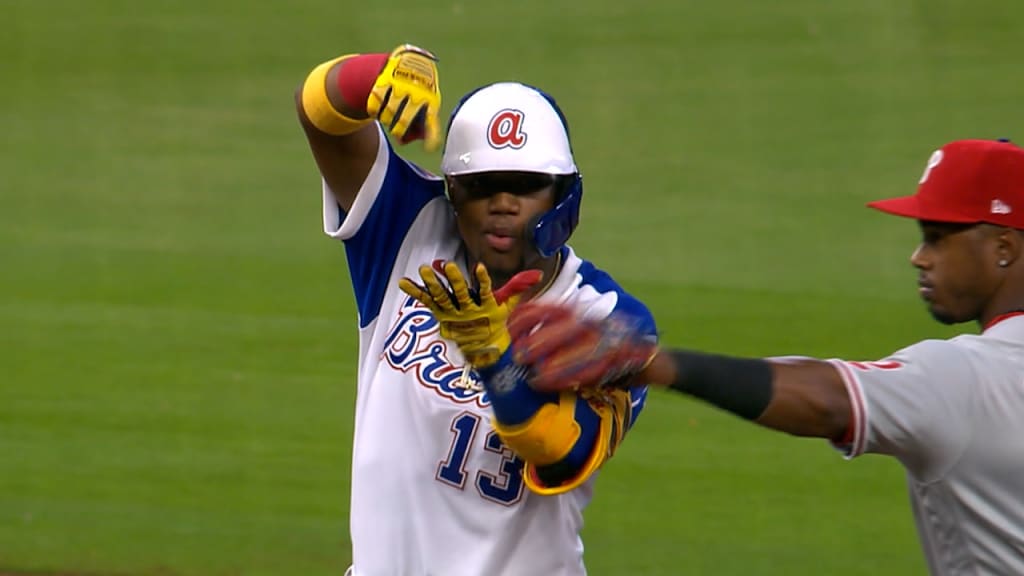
[294,45,441,212]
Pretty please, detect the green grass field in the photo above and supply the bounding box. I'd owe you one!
[3,1,1022,574]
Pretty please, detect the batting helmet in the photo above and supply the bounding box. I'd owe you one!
[441,82,583,258]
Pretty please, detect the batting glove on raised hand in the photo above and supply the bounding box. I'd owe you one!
[508,302,658,393]
[367,44,442,151]
[398,260,543,369]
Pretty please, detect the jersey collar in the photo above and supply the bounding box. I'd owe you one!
[983,310,1024,332]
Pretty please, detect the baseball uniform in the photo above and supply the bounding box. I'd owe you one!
[322,122,653,576]
[831,312,1024,575]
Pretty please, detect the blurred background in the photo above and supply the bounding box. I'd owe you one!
[3,0,1020,574]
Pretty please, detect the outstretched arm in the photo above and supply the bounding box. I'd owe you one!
[511,302,853,441]
[642,350,852,439]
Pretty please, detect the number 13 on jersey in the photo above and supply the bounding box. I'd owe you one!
[436,411,526,505]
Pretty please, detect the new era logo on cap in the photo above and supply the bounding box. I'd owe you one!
[991,199,1012,215]
[868,139,1024,229]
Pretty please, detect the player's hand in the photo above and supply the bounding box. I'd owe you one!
[398,261,542,368]
[508,302,658,393]
[366,44,441,151]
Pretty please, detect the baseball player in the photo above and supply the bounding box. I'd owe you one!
[295,44,655,576]
[507,139,1024,575]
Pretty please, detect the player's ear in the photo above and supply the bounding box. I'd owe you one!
[445,175,459,213]
[994,226,1022,268]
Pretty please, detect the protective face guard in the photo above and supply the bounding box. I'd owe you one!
[530,174,582,258]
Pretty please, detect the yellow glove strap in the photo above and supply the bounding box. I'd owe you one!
[301,55,373,136]
[492,391,581,466]
[446,321,512,368]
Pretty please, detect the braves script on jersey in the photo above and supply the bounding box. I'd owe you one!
[829,314,1024,575]
[321,126,653,576]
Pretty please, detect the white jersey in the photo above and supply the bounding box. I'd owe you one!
[320,126,654,576]
[830,313,1024,575]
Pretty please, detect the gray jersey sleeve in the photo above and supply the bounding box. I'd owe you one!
[828,339,975,482]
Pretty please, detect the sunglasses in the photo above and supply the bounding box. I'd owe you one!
[451,172,557,197]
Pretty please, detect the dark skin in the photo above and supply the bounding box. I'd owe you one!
[641,219,1024,439]
[912,222,1024,326]
[447,172,562,294]
[295,61,379,213]
[296,59,562,297]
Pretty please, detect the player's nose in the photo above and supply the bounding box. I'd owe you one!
[910,244,929,269]
[488,191,520,214]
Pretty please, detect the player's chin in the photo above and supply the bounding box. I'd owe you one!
[479,251,522,279]
[927,303,967,325]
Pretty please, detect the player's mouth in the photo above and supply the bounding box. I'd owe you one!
[485,233,515,252]
[483,226,519,253]
[918,279,934,300]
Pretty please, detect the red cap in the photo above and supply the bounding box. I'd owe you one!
[868,139,1024,229]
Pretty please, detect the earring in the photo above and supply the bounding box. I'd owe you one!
[999,259,1009,267]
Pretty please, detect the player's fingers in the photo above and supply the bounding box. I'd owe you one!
[385,95,411,139]
[423,103,441,152]
[367,85,391,120]
[516,316,593,365]
[493,269,542,305]
[377,90,406,134]
[398,277,436,311]
[474,264,495,304]
[530,336,611,392]
[508,303,575,345]
[418,265,456,312]
[443,261,474,309]
[399,108,426,144]
[543,351,605,389]
[529,356,592,392]
[528,371,571,394]
[390,100,422,142]
[508,302,567,328]
[505,293,523,313]
[530,368,584,394]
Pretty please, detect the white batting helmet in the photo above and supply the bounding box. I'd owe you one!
[441,82,578,176]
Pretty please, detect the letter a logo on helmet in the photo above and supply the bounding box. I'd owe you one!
[487,109,527,149]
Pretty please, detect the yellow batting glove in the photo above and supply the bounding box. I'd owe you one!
[367,44,442,151]
[398,261,542,368]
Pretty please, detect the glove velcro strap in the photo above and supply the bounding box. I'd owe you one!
[384,44,439,93]
[478,348,555,424]
[439,311,510,370]
[522,397,614,496]
[301,55,373,136]
[492,391,581,466]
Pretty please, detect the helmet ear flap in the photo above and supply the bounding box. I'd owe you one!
[530,173,583,257]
